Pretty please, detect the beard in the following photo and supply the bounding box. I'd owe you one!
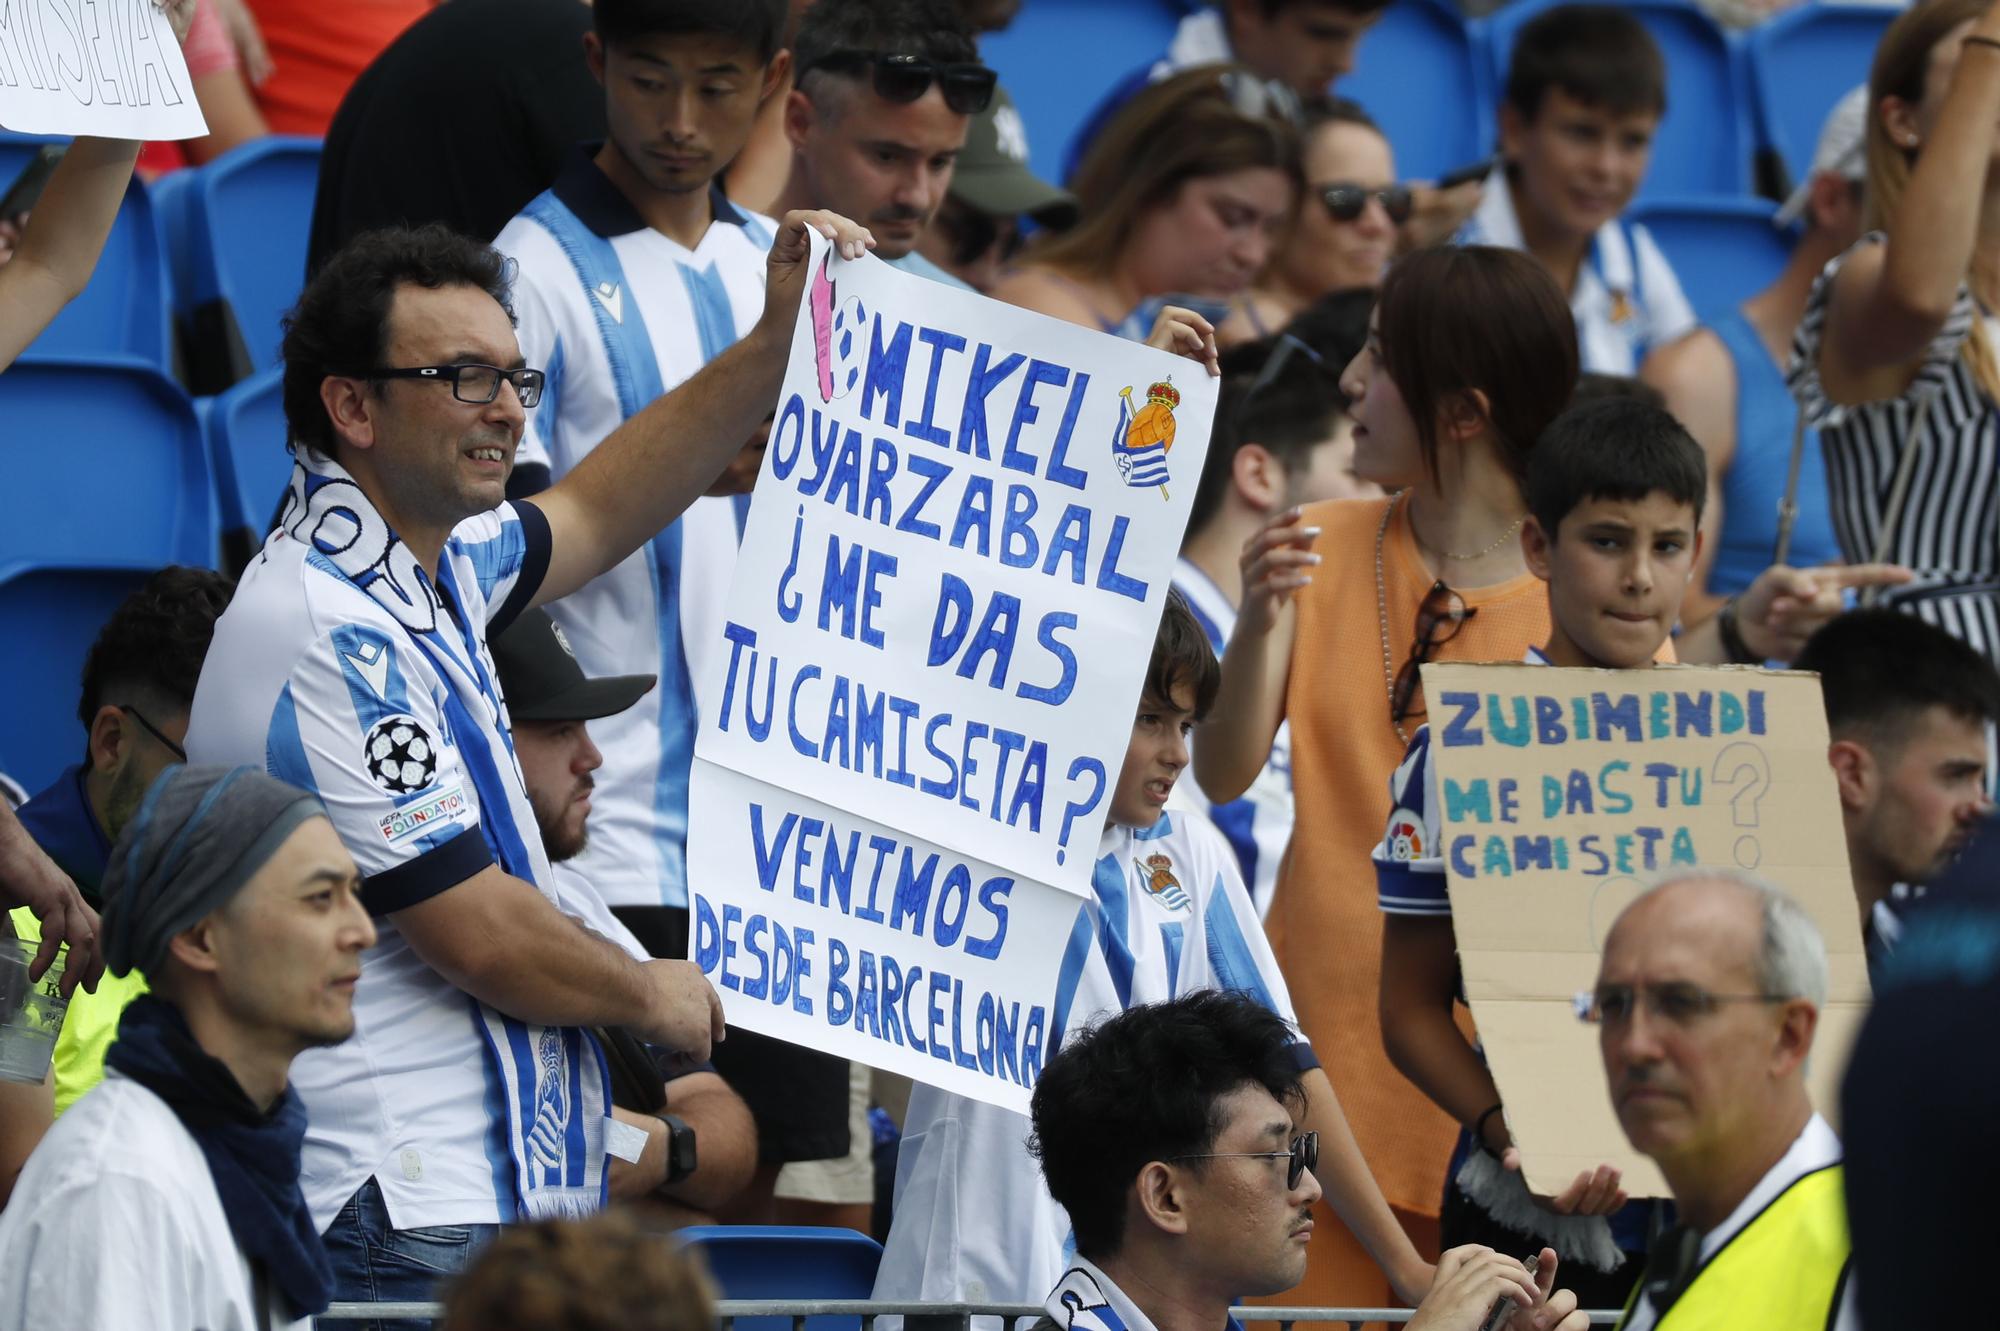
[534,797,589,864]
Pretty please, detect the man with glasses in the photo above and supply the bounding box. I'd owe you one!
[774,0,993,286]
[185,207,870,1320]
[1029,990,1588,1331]
[1584,870,1858,1330]
[1,566,234,1200]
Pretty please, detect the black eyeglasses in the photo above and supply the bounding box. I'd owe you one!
[1574,983,1793,1028]
[1169,1131,1319,1190]
[121,705,187,761]
[799,49,996,114]
[1391,581,1476,726]
[1240,333,1329,407]
[1317,183,1413,225]
[366,363,545,409]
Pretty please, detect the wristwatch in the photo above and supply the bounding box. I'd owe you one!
[655,1113,697,1184]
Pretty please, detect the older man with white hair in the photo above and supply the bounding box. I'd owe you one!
[1583,869,1857,1331]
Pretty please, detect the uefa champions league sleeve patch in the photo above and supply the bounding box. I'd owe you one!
[364,715,442,794]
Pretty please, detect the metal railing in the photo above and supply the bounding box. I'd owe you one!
[317,1298,1625,1327]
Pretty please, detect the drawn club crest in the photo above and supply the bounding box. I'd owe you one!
[1111,378,1181,499]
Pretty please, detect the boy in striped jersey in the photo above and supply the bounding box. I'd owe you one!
[875,590,1435,1314]
[1374,397,1708,1306]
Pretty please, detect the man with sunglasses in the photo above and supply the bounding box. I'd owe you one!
[1586,871,1858,1330]
[0,566,234,1202]
[1029,990,1587,1331]
[775,0,993,284]
[185,202,872,1318]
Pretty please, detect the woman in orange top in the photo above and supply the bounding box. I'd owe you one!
[1197,245,1904,1312]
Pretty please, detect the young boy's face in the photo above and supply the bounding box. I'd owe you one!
[1109,681,1199,830]
[1279,417,1383,508]
[1502,87,1659,249]
[1526,492,1699,670]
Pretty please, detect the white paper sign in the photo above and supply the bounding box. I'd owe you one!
[687,231,1216,1109]
[0,0,207,140]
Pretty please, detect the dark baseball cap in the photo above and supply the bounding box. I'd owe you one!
[949,85,1079,228]
[492,607,655,722]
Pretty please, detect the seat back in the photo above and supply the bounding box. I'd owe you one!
[1749,1,1897,196]
[180,137,322,392]
[0,134,172,369]
[1339,0,1492,180]
[1485,0,1752,201]
[1629,195,1793,324]
[0,356,211,787]
[677,1225,884,1331]
[206,366,292,573]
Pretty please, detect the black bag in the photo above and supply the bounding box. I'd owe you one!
[594,1026,667,1114]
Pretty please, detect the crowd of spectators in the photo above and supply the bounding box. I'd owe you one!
[2,0,1998,1328]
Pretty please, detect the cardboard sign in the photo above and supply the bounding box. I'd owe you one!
[688,231,1215,1109]
[1422,661,1870,1197]
[0,0,206,139]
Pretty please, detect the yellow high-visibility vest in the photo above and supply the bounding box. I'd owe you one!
[1618,1164,1850,1330]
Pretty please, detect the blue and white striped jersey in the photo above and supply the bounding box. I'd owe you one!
[1171,558,1292,917]
[875,809,1316,1309]
[1460,172,1695,376]
[187,458,556,1230]
[496,153,775,910]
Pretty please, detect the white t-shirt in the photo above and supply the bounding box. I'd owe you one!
[1620,1115,1859,1331]
[0,1074,308,1331]
[498,157,774,912]
[873,810,1316,1307]
[1171,559,1292,917]
[188,464,556,1231]
[1461,172,1696,375]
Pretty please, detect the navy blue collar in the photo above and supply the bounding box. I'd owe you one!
[550,144,749,239]
[15,764,112,900]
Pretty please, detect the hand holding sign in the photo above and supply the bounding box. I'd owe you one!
[760,210,874,353]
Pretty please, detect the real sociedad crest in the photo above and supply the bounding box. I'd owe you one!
[1111,378,1180,500]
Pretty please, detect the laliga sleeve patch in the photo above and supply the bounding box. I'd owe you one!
[364,715,441,794]
[1385,809,1426,861]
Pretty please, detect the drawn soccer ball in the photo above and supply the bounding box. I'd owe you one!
[827,295,869,401]
[366,716,437,794]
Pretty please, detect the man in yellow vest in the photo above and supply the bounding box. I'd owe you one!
[1584,870,1857,1330]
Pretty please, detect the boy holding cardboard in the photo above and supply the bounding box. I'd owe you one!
[1373,396,1708,1306]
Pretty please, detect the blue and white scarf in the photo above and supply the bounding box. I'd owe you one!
[279,452,612,1220]
[1043,1260,1249,1331]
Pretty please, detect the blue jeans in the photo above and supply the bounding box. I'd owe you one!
[318,1178,500,1331]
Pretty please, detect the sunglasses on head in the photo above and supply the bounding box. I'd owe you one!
[800,49,996,115]
[1317,183,1413,225]
[1390,580,1476,725]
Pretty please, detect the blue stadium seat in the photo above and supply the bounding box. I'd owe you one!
[1749,2,1897,196]
[0,133,173,369]
[1628,195,1792,323]
[177,136,321,392]
[983,0,1185,186]
[206,366,292,573]
[1484,0,1753,201]
[0,357,211,789]
[677,1225,883,1331]
[1339,0,1492,181]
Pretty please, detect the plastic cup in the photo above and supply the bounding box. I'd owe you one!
[0,939,67,1085]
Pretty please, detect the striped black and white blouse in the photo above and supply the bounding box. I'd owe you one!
[1790,234,2000,662]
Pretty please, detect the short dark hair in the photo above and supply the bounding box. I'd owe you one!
[1794,610,2000,748]
[1571,372,1666,411]
[792,0,977,98]
[1525,398,1706,540]
[1302,94,1382,139]
[1245,0,1392,20]
[1148,588,1221,722]
[1280,285,1374,373]
[77,566,234,750]
[1376,246,1578,489]
[1029,991,1307,1261]
[593,0,787,62]
[281,225,516,462]
[1190,337,1348,536]
[1505,4,1666,122]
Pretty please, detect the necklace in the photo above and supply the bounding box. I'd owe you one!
[1376,493,1410,745]
[1439,515,1525,560]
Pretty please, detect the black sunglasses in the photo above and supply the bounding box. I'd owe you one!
[1391,580,1476,725]
[800,49,996,115]
[366,363,545,409]
[1168,1131,1320,1191]
[1317,183,1414,225]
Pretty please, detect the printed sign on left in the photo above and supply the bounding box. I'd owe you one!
[0,0,206,139]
